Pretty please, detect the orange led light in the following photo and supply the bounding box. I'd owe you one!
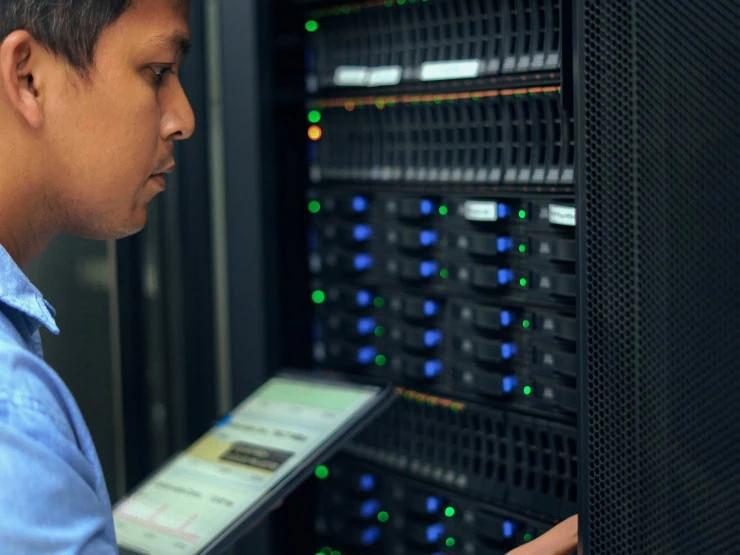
[308,125,323,140]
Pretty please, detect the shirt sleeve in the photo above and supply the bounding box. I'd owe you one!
[0,379,116,553]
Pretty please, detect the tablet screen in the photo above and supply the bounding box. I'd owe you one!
[114,374,383,554]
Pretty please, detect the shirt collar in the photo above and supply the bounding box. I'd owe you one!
[0,244,59,335]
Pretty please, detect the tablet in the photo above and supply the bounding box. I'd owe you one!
[114,370,394,555]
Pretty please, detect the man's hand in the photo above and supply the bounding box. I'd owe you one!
[507,515,578,555]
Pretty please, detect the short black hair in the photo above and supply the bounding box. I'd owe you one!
[0,0,132,72]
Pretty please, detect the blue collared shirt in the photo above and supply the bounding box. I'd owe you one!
[0,244,117,553]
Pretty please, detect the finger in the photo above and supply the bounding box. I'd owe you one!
[506,515,578,555]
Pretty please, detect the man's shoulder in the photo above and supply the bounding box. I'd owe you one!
[0,308,75,442]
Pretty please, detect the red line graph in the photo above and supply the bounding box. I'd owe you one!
[117,502,201,543]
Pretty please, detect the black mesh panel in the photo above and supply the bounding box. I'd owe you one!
[578,1,740,552]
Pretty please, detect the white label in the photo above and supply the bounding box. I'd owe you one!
[548,204,577,227]
[367,66,402,87]
[463,200,498,221]
[333,65,402,87]
[420,59,481,81]
[333,65,368,86]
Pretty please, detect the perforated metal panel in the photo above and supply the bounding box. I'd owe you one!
[577,1,740,552]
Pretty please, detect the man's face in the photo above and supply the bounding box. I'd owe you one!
[44,0,194,239]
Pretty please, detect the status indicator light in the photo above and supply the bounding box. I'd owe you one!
[360,499,381,519]
[377,511,390,523]
[374,325,385,337]
[500,310,514,327]
[444,506,456,518]
[426,496,441,513]
[356,289,372,307]
[420,199,434,215]
[519,277,528,287]
[308,110,321,123]
[524,532,534,542]
[375,354,387,366]
[502,376,518,393]
[439,268,449,279]
[374,296,385,308]
[518,243,527,253]
[523,385,533,396]
[518,209,527,219]
[522,319,531,329]
[305,19,319,32]
[439,205,449,216]
[308,125,323,140]
[503,520,516,539]
[445,537,456,548]
[308,200,321,213]
[358,473,376,491]
[424,300,439,317]
[352,196,369,213]
[315,465,330,479]
[311,290,326,304]
[360,526,380,546]
[426,524,445,543]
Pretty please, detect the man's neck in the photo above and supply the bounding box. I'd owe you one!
[0,149,54,267]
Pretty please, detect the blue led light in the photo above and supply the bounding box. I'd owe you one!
[419,230,438,246]
[424,330,443,348]
[426,523,445,543]
[307,141,318,162]
[420,260,438,278]
[353,196,369,213]
[424,360,443,378]
[497,237,514,252]
[497,269,514,285]
[501,343,518,360]
[426,496,442,514]
[353,254,373,271]
[308,229,318,251]
[361,526,381,546]
[502,376,518,393]
[356,289,372,307]
[357,317,376,336]
[500,310,514,327]
[353,224,373,242]
[497,203,512,219]
[360,499,381,519]
[358,473,376,492]
[357,347,377,365]
[420,199,434,215]
[503,520,516,539]
[424,300,439,317]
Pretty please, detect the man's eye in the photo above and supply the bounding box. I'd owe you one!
[150,65,174,86]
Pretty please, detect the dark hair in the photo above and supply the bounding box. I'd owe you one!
[0,0,132,73]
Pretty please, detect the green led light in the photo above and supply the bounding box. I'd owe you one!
[377,511,390,522]
[518,243,527,253]
[450,404,461,412]
[308,200,321,214]
[315,465,330,479]
[444,506,456,518]
[524,533,534,542]
[445,537,456,548]
[374,325,385,337]
[384,0,393,5]
[440,268,449,279]
[305,19,319,32]
[312,290,326,304]
[397,0,406,4]
[522,319,531,329]
[321,547,332,555]
[331,551,341,555]
[374,297,385,308]
[518,209,527,219]
[439,205,449,216]
[308,110,321,123]
[519,277,528,287]
[375,354,387,366]
[523,385,533,396]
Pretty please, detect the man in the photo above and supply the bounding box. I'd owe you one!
[0,1,576,552]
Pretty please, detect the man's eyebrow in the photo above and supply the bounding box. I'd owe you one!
[150,31,191,60]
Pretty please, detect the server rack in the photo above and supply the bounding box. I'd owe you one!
[215,0,740,553]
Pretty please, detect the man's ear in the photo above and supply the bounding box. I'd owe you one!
[0,30,46,128]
